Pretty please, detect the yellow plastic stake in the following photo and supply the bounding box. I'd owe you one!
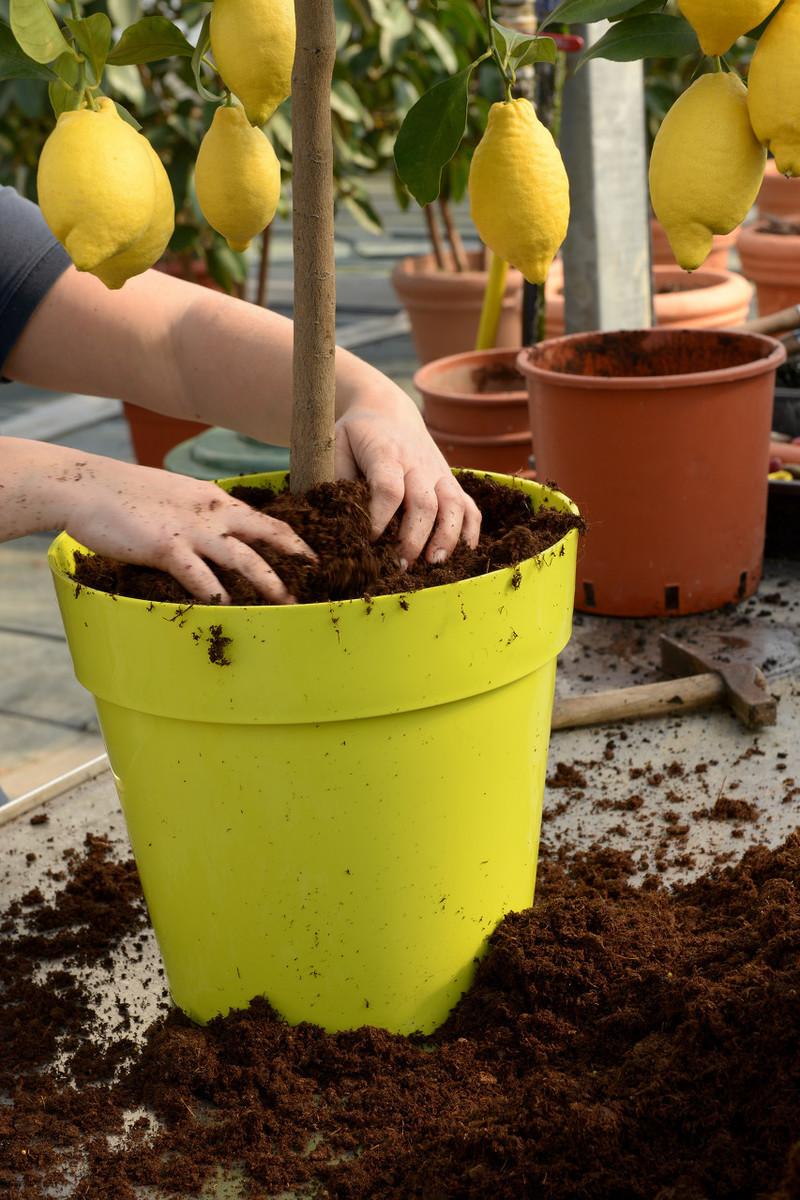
[475,251,509,351]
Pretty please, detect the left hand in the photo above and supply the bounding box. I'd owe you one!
[335,392,482,567]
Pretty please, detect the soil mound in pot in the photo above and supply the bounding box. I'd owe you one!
[472,362,526,393]
[3,830,800,1198]
[71,472,582,605]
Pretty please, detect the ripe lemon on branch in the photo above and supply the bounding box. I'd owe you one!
[649,72,765,272]
[469,98,569,286]
[195,105,281,252]
[747,0,800,178]
[210,0,295,127]
[677,0,780,57]
[37,98,174,290]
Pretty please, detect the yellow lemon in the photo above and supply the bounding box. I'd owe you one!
[469,97,569,285]
[195,105,281,252]
[748,0,800,177]
[678,0,780,56]
[649,73,766,271]
[210,0,295,127]
[37,97,174,289]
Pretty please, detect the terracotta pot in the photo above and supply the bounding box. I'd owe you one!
[545,263,752,338]
[122,257,217,467]
[650,218,736,272]
[425,426,532,474]
[414,347,532,474]
[518,328,785,617]
[122,402,210,470]
[757,160,800,220]
[737,223,800,316]
[392,251,524,366]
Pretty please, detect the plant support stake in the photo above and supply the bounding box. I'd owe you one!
[290,0,338,493]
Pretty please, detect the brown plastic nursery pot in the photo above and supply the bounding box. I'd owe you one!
[545,263,752,338]
[518,329,785,617]
[650,218,736,271]
[757,160,800,219]
[392,251,523,365]
[737,223,800,316]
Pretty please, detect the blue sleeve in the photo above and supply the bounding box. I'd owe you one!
[0,185,71,377]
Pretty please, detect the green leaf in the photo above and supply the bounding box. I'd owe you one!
[541,0,658,28]
[512,36,558,68]
[49,74,81,116]
[206,242,247,293]
[9,0,72,64]
[107,15,192,66]
[104,61,145,105]
[331,78,371,125]
[394,63,475,207]
[578,13,699,64]
[0,18,57,78]
[65,13,111,82]
[416,17,458,74]
[341,190,383,235]
[107,0,141,29]
[191,11,225,103]
[112,98,141,130]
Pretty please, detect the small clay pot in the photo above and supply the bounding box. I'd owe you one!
[545,263,752,338]
[757,160,800,220]
[737,222,800,317]
[392,251,523,366]
[414,347,532,475]
[518,328,786,617]
[650,218,736,272]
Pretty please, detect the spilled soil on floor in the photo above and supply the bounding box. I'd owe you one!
[2,827,799,1198]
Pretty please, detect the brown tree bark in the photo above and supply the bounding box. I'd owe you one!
[423,203,448,270]
[439,198,469,271]
[289,0,337,493]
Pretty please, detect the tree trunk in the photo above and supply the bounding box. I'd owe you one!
[255,223,271,307]
[289,0,337,493]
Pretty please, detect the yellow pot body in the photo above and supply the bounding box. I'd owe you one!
[49,472,578,1035]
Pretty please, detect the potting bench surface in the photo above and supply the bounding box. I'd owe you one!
[1,561,798,1197]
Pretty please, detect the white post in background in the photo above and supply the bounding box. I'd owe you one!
[560,22,653,333]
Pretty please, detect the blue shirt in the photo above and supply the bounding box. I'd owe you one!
[0,185,70,375]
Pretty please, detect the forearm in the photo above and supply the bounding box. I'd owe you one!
[5,265,418,445]
[0,437,86,539]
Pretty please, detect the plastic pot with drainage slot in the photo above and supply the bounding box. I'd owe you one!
[518,328,786,618]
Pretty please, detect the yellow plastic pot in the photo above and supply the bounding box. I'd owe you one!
[49,471,579,1035]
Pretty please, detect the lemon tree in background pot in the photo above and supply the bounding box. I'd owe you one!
[6,0,582,1032]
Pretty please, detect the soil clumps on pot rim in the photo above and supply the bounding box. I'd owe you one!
[71,472,582,606]
[2,828,800,1198]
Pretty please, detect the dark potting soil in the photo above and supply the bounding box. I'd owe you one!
[777,357,800,390]
[759,216,800,237]
[71,472,581,606]
[3,828,800,1199]
[471,362,526,394]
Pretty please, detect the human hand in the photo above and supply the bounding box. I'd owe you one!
[33,447,313,604]
[334,389,482,566]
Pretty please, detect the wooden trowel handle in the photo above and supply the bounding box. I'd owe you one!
[551,673,725,731]
[739,304,800,337]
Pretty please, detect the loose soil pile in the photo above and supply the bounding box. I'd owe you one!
[71,473,581,605]
[2,826,799,1199]
[471,362,526,394]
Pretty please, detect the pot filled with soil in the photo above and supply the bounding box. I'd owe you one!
[650,216,736,271]
[737,218,800,317]
[774,356,800,440]
[49,470,581,1035]
[414,347,532,474]
[757,158,800,219]
[545,263,753,338]
[518,328,785,617]
[392,250,523,365]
